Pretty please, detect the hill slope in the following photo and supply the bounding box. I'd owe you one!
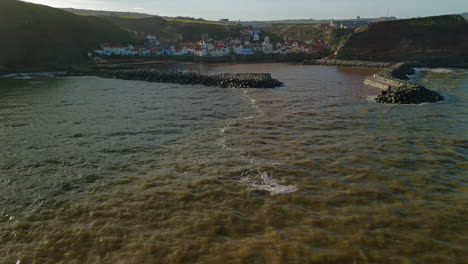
[336,15,468,61]
[261,24,354,50]
[61,8,154,18]
[103,16,242,42]
[0,0,133,73]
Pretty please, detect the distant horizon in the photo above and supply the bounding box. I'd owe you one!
[22,0,468,21]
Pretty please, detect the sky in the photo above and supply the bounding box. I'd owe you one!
[23,0,468,21]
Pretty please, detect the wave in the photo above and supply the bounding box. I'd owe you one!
[240,171,297,195]
[413,68,456,74]
[0,72,66,79]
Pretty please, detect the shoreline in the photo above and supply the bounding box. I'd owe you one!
[303,59,393,68]
[2,55,467,76]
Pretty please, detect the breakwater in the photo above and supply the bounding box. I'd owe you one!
[303,59,444,104]
[365,62,444,104]
[303,59,392,68]
[69,70,284,88]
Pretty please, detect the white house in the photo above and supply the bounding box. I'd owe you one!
[98,44,136,56]
[251,44,262,52]
[194,49,208,56]
[174,46,189,56]
[135,45,151,56]
[198,41,215,51]
[234,46,254,55]
[146,34,161,46]
[253,33,260,42]
[262,42,273,54]
[210,47,230,56]
[243,27,254,36]
[230,38,242,45]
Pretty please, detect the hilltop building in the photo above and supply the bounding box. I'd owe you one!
[330,16,373,29]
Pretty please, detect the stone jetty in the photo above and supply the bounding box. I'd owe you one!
[303,59,393,68]
[365,63,444,104]
[69,69,283,88]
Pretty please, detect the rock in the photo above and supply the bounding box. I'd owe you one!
[373,62,444,104]
[376,83,444,104]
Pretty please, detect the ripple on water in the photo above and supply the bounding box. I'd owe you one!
[0,64,466,263]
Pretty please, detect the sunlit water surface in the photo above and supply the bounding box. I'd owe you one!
[0,64,466,264]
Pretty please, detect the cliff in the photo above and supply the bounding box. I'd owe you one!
[0,0,134,74]
[336,15,468,62]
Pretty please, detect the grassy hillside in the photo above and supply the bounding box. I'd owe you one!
[103,16,242,42]
[0,0,134,73]
[261,24,354,50]
[61,8,154,18]
[236,17,397,27]
[336,15,468,61]
[164,17,229,26]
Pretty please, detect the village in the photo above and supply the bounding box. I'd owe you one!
[93,26,330,57]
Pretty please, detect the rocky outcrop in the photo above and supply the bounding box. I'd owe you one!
[303,59,392,68]
[69,70,284,88]
[375,83,444,104]
[368,63,444,104]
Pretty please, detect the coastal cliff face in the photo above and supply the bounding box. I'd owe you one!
[336,15,468,62]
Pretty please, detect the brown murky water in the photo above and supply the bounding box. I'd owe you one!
[0,64,467,264]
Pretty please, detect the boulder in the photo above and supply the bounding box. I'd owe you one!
[373,62,444,104]
[376,83,444,104]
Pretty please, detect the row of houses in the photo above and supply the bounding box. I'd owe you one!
[93,29,330,57]
[94,39,329,57]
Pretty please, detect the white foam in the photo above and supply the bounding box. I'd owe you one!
[218,138,234,151]
[241,172,297,195]
[241,88,264,114]
[366,95,378,103]
[414,68,455,74]
[0,72,65,79]
[15,76,34,80]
